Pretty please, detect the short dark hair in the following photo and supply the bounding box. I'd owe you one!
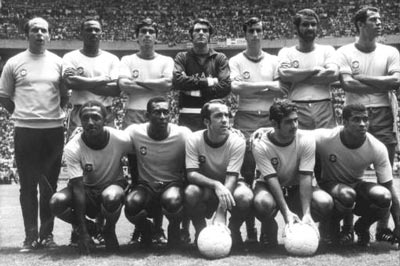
[269,99,298,125]
[135,17,158,38]
[146,96,168,113]
[293,9,320,28]
[189,18,214,38]
[353,6,379,33]
[243,17,263,32]
[24,17,49,36]
[78,100,108,120]
[200,99,226,122]
[342,103,367,121]
[80,18,102,32]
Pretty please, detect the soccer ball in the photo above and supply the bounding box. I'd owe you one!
[197,223,232,259]
[283,222,320,256]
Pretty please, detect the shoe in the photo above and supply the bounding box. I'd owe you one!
[140,219,153,247]
[86,219,105,246]
[20,237,39,253]
[128,228,142,245]
[103,228,119,251]
[40,234,57,249]
[180,228,191,244]
[168,223,182,247]
[338,226,354,245]
[375,228,395,243]
[152,228,168,245]
[260,220,278,247]
[69,229,79,247]
[245,227,258,244]
[354,219,371,247]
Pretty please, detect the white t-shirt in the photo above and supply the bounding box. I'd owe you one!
[119,53,174,110]
[336,43,400,107]
[278,44,337,101]
[64,127,133,189]
[125,123,191,186]
[229,51,281,111]
[0,50,64,128]
[186,129,245,182]
[62,49,120,107]
[313,126,392,185]
[252,128,315,186]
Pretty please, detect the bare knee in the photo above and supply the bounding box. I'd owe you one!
[125,189,147,216]
[369,185,392,208]
[102,185,124,211]
[336,186,356,208]
[233,183,253,210]
[311,189,334,220]
[254,191,276,219]
[49,190,71,215]
[161,187,183,213]
[184,184,202,207]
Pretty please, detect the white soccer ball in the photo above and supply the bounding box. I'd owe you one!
[283,222,320,256]
[197,223,232,259]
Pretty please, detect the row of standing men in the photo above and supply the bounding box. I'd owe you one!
[0,6,399,254]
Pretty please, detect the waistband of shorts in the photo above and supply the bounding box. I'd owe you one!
[179,108,202,114]
[292,99,331,103]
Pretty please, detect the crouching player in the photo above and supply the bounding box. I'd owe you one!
[50,101,132,254]
[313,104,400,246]
[184,99,253,247]
[124,97,191,246]
[252,99,333,246]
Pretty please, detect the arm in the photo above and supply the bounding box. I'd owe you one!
[278,65,320,83]
[63,67,114,91]
[0,97,15,114]
[201,54,231,99]
[213,174,237,225]
[136,77,172,92]
[306,63,340,84]
[299,173,313,223]
[173,52,210,91]
[87,81,121,97]
[339,73,392,94]
[231,79,281,97]
[353,72,400,91]
[380,180,400,241]
[265,176,299,224]
[187,170,236,212]
[69,177,91,254]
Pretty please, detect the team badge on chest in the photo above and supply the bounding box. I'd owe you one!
[292,60,299,68]
[243,71,250,79]
[140,146,147,155]
[271,157,279,170]
[84,163,93,173]
[199,155,206,164]
[329,154,337,163]
[20,69,27,77]
[77,67,84,76]
[132,69,139,79]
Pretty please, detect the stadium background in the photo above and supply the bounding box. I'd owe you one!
[1,0,400,178]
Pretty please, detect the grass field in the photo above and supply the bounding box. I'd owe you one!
[0,178,399,266]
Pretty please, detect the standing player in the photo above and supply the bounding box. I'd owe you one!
[173,18,231,131]
[278,9,338,130]
[184,100,253,247]
[313,104,400,246]
[63,18,120,137]
[173,18,231,241]
[336,6,400,241]
[118,18,175,245]
[0,17,66,252]
[124,97,191,246]
[119,18,174,127]
[252,100,333,246]
[50,101,133,254]
[229,17,283,244]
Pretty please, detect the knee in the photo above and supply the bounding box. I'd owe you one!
[369,185,392,208]
[49,192,69,215]
[254,193,275,218]
[102,187,124,211]
[336,186,356,207]
[161,192,183,214]
[312,190,334,220]
[125,190,146,215]
[233,184,253,210]
[184,184,202,207]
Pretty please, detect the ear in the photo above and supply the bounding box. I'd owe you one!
[203,118,210,127]
[271,119,278,128]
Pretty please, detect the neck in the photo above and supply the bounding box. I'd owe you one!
[297,39,315,52]
[29,47,46,54]
[193,44,209,55]
[271,130,294,146]
[137,48,155,59]
[82,129,109,150]
[82,45,100,57]
[245,45,262,58]
[355,35,377,53]
[206,130,228,145]
[148,123,169,141]
[340,128,366,149]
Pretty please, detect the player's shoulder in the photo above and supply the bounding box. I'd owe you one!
[365,132,387,149]
[312,127,340,141]
[64,132,83,156]
[45,50,62,60]
[315,43,335,51]
[297,129,316,143]
[172,124,192,135]
[62,49,80,58]
[99,49,119,60]
[376,43,399,54]
[124,122,146,135]
[337,43,354,53]
[229,127,246,140]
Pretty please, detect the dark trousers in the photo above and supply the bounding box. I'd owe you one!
[14,127,64,240]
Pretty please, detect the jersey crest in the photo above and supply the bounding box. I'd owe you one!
[77,67,85,76]
[20,69,27,77]
[199,155,206,164]
[140,146,147,155]
[132,69,139,79]
[271,157,279,170]
[329,154,337,163]
[351,61,360,74]
[292,60,299,68]
[243,71,250,79]
[84,163,93,173]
